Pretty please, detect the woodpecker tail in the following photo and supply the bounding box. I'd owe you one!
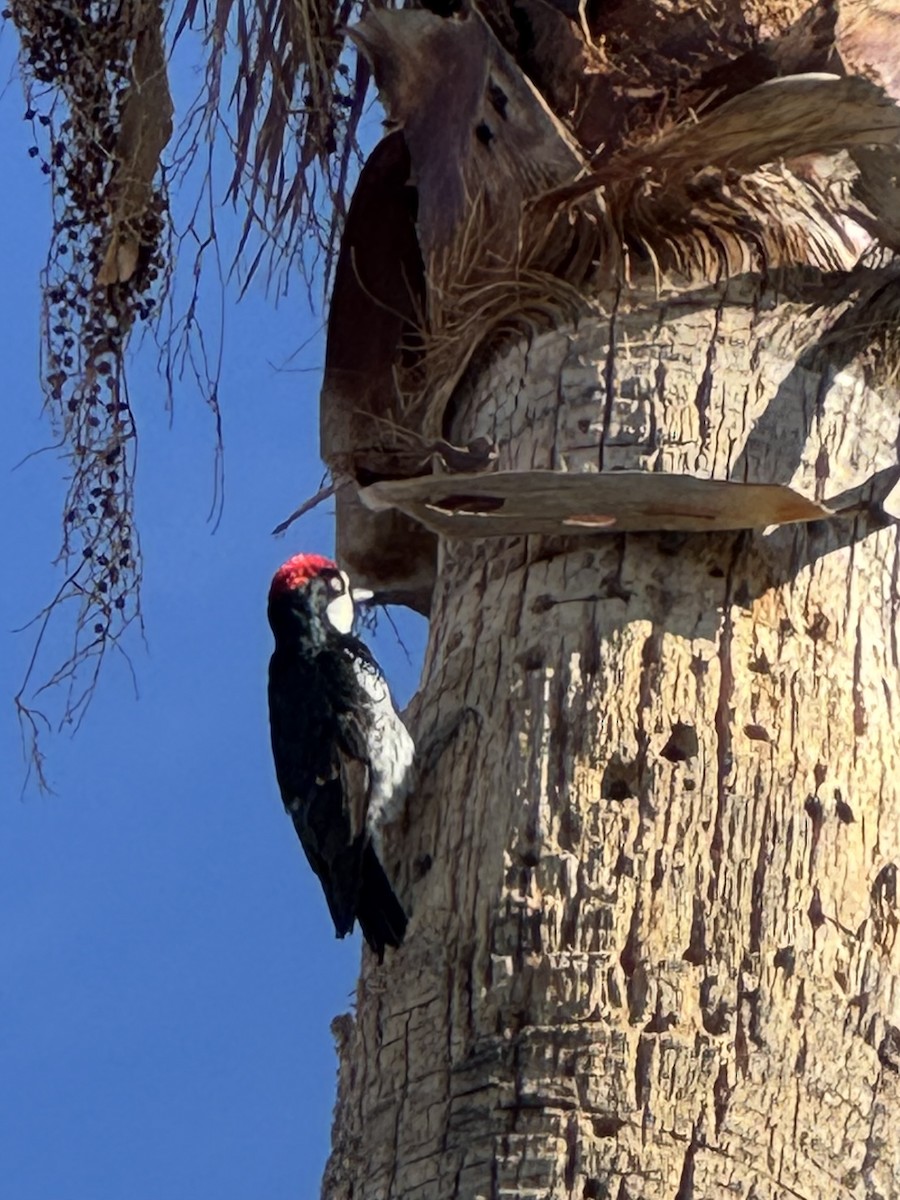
[356,843,408,962]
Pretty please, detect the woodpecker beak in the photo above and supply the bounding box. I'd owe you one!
[351,587,374,604]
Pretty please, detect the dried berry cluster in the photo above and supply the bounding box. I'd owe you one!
[12,0,169,739]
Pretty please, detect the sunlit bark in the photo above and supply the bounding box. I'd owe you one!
[325,284,900,1198]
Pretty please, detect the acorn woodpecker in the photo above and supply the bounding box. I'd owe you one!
[267,553,414,959]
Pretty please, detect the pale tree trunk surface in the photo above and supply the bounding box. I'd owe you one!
[323,278,900,1199]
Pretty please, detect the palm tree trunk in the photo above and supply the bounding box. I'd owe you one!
[323,282,900,1198]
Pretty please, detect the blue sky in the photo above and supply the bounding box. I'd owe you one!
[1,33,426,1199]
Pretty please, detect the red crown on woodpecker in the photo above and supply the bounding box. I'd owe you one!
[270,553,337,598]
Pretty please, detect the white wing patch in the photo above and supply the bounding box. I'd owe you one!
[353,657,415,856]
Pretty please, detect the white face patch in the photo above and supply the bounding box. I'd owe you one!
[325,572,355,634]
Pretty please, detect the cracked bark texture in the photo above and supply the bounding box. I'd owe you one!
[323,276,900,1199]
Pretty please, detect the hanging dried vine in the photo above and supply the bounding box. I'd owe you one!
[173,0,372,292]
[11,0,173,784]
[8,0,379,781]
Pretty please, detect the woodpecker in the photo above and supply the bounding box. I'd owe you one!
[267,553,414,959]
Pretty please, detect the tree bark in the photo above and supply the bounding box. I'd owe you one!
[323,276,900,1198]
